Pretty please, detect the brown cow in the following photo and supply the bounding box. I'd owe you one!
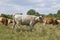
[43,18,58,25]
[0,17,8,26]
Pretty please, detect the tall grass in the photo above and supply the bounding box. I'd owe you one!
[0,23,60,40]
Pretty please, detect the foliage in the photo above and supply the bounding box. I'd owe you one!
[0,14,12,19]
[27,9,40,16]
[46,13,54,18]
[44,10,60,19]
[57,10,60,14]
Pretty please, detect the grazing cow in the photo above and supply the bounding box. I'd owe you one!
[12,15,43,32]
[43,18,58,25]
[0,17,8,26]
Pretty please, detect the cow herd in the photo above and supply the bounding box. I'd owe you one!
[0,14,60,32]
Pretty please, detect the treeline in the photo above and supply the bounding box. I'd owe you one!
[0,9,60,19]
[45,10,60,19]
[0,14,12,19]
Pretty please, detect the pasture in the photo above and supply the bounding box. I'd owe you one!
[0,23,60,40]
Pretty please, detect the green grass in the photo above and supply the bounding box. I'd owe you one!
[0,23,60,40]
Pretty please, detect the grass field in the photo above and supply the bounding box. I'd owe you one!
[0,23,60,40]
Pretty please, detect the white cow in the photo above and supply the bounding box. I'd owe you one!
[12,15,43,32]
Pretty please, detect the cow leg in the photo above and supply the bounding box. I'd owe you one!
[12,20,16,33]
[43,22,46,26]
[16,21,22,32]
[29,21,34,32]
[43,20,46,26]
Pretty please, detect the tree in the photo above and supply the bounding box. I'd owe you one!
[57,10,60,14]
[56,10,60,19]
[46,13,53,17]
[0,14,12,19]
[1,14,8,18]
[27,9,36,15]
[35,12,40,16]
[27,9,40,16]
[53,14,57,17]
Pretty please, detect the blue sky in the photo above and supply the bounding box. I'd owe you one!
[0,0,60,15]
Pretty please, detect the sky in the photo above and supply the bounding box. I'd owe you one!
[0,0,60,15]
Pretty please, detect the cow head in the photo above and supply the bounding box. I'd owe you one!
[35,16,43,23]
[39,16,43,23]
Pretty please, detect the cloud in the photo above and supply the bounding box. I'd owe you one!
[26,0,57,3]
[51,4,60,8]
[36,3,46,7]
[27,0,43,3]
[0,1,27,14]
[46,0,57,2]
[0,0,60,15]
[0,0,10,2]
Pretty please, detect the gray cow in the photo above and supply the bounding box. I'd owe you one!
[12,15,43,32]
